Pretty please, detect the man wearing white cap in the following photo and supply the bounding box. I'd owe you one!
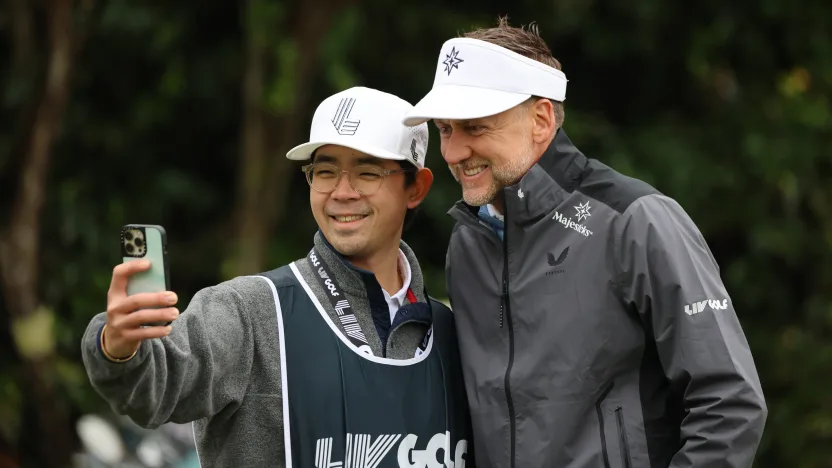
[404,19,767,468]
[82,86,473,467]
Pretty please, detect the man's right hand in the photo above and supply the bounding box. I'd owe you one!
[103,260,180,359]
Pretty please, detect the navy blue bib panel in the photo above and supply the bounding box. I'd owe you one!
[255,264,473,467]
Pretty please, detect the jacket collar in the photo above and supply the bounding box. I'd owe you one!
[312,230,428,303]
[449,128,588,226]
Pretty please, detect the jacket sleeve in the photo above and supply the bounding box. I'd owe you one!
[612,194,767,468]
[81,279,256,429]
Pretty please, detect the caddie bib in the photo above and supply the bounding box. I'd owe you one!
[255,260,472,468]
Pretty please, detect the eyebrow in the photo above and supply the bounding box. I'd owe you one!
[434,119,482,127]
[313,154,385,166]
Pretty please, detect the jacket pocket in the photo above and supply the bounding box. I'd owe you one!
[614,406,632,468]
[595,383,614,468]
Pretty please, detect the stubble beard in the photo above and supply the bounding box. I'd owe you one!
[452,137,538,207]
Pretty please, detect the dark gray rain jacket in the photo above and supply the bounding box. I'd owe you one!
[445,129,767,468]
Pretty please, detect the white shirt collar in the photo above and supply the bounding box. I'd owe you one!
[382,249,412,324]
[486,203,505,222]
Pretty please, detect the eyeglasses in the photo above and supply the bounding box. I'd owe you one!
[301,162,416,196]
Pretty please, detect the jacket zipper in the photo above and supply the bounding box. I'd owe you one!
[595,382,614,468]
[502,208,516,468]
[615,407,632,468]
[499,289,505,328]
[449,202,516,467]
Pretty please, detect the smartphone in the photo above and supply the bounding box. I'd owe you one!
[121,224,171,326]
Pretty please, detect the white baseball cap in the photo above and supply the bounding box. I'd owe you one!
[402,38,568,126]
[287,86,429,169]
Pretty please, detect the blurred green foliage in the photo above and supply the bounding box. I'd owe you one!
[1,0,830,466]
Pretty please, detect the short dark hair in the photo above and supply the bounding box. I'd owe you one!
[462,16,565,128]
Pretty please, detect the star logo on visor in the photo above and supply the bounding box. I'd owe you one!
[442,46,464,75]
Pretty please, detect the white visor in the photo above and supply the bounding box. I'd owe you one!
[403,38,567,126]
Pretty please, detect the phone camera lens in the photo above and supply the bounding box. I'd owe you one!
[135,237,144,247]
[126,244,134,253]
[125,231,134,241]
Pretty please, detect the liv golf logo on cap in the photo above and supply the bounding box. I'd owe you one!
[409,125,428,164]
[332,97,361,135]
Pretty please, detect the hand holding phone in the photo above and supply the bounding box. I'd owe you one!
[102,225,178,359]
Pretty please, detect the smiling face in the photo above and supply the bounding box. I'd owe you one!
[435,98,555,209]
[309,145,432,264]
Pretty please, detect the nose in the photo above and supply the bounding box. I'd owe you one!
[441,130,472,166]
[330,170,361,201]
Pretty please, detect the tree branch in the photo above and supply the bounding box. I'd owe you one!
[0,0,89,465]
[9,0,35,71]
[229,0,356,276]
[0,0,73,317]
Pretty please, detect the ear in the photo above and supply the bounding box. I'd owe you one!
[530,98,556,145]
[407,168,434,209]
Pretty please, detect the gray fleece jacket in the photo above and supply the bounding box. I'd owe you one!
[81,232,435,467]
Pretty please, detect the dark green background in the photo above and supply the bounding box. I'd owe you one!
[2,0,830,466]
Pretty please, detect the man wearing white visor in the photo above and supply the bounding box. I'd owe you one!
[83,86,473,466]
[404,18,767,468]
